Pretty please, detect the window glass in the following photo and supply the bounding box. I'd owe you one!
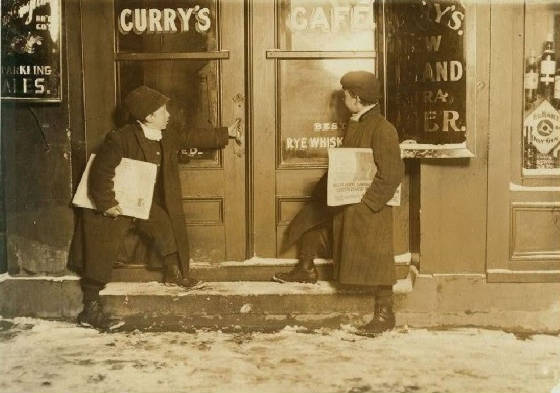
[118,60,220,166]
[279,58,376,166]
[522,1,560,176]
[278,0,376,51]
[385,0,467,145]
[115,0,217,53]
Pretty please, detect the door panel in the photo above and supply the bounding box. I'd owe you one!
[251,0,383,258]
[82,0,246,262]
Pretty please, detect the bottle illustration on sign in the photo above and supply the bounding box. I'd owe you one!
[523,126,537,169]
[523,100,560,172]
[538,33,556,102]
[554,62,560,110]
[524,50,538,110]
[522,33,560,174]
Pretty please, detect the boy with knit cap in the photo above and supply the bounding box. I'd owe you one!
[72,85,240,330]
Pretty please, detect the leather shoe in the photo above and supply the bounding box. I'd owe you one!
[163,264,201,289]
[356,303,395,337]
[77,299,123,331]
[272,263,318,284]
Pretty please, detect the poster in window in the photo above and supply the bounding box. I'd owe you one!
[1,0,62,102]
[385,0,468,151]
[521,11,560,176]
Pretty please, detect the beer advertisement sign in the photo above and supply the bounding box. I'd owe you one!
[1,0,62,102]
[524,100,560,155]
[386,0,467,145]
[523,99,560,174]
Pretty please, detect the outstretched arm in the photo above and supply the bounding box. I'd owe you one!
[180,119,240,149]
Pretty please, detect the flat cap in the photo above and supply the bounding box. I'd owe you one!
[124,85,170,121]
[340,71,381,103]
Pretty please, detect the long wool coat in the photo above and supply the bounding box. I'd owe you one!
[284,107,403,287]
[70,123,228,283]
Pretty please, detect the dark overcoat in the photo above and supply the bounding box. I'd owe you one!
[283,107,403,286]
[70,123,228,283]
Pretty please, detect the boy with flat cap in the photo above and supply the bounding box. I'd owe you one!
[273,71,403,336]
[71,85,240,330]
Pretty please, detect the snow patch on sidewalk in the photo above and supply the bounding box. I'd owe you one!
[0,273,79,283]
[0,317,559,393]
[100,281,373,297]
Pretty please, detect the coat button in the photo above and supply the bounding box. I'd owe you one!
[156,151,160,155]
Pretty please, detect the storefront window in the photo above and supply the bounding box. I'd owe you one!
[115,0,217,53]
[275,0,378,167]
[279,58,375,166]
[114,0,222,166]
[522,1,560,176]
[385,0,470,156]
[278,0,376,51]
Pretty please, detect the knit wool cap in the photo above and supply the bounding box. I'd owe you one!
[340,71,381,103]
[124,85,170,121]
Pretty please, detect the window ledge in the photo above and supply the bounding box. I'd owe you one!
[400,142,474,159]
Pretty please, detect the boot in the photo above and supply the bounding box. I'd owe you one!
[77,299,120,331]
[272,259,318,284]
[78,279,121,331]
[357,291,395,336]
[162,263,201,289]
[357,303,396,336]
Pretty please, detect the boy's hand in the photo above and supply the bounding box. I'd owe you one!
[103,205,122,218]
[227,118,242,143]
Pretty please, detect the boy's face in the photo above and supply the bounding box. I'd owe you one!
[145,104,170,130]
[343,89,360,113]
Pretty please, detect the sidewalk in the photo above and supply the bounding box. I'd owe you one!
[0,317,559,393]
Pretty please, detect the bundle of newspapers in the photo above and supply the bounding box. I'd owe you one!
[72,154,157,220]
[327,148,401,207]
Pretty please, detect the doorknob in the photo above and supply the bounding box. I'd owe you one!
[232,93,245,157]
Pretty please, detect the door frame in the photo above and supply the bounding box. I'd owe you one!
[80,0,247,262]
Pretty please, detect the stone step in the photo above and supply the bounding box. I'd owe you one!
[3,268,559,333]
[101,273,414,331]
[111,258,412,283]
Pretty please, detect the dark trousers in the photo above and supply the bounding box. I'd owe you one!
[81,203,177,295]
[298,224,332,261]
[299,224,392,299]
[135,203,178,258]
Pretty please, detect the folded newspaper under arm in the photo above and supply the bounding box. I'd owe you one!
[72,154,158,220]
[327,148,401,207]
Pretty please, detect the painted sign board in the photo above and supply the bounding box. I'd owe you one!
[386,0,467,146]
[1,0,62,102]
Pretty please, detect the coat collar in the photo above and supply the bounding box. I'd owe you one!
[137,121,163,141]
[132,123,163,161]
[350,103,376,121]
[354,104,380,122]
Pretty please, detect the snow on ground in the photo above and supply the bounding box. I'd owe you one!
[0,317,559,393]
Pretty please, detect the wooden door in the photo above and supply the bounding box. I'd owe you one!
[81,0,246,262]
[250,0,382,257]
